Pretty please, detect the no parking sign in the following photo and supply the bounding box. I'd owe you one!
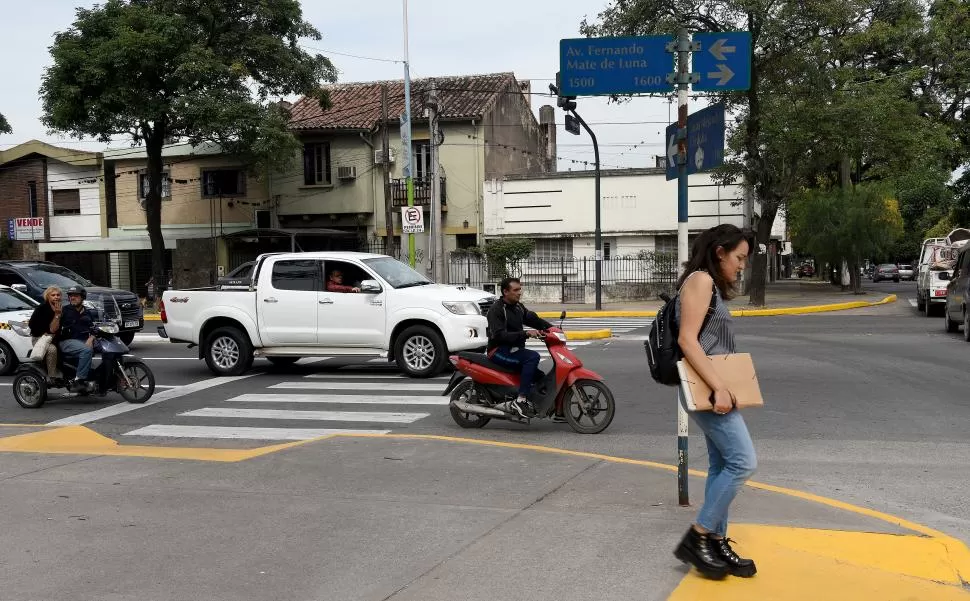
[402,206,424,234]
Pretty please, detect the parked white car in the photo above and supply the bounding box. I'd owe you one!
[158,252,497,378]
[0,285,41,376]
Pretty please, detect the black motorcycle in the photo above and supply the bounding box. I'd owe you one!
[8,320,155,409]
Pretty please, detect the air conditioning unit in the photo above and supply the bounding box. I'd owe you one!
[337,165,357,180]
[375,148,396,164]
[254,209,271,229]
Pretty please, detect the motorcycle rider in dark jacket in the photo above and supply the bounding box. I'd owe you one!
[486,277,552,417]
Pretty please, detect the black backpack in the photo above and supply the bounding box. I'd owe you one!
[645,285,716,386]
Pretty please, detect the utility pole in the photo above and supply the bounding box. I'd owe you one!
[381,84,394,255]
[401,0,416,267]
[427,79,443,282]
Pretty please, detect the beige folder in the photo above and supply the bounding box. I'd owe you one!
[676,353,764,411]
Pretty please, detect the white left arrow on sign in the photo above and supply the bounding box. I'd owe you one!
[667,133,678,166]
[708,38,737,61]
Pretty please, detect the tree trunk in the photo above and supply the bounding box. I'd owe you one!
[850,257,863,294]
[747,201,777,307]
[144,128,167,302]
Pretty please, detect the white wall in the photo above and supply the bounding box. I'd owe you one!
[483,170,744,240]
[46,158,102,240]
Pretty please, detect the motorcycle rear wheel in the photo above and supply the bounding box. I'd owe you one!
[13,371,48,409]
[449,381,491,428]
[562,379,615,434]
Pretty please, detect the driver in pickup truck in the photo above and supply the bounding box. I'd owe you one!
[326,270,360,293]
[486,277,552,418]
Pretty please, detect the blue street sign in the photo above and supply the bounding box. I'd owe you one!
[6,218,15,241]
[665,103,726,181]
[559,36,674,96]
[692,32,752,92]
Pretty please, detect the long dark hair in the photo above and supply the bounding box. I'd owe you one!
[675,224,754,298]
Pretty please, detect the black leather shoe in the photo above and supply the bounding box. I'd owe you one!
[674,527,729,580]
[713,537,757,577]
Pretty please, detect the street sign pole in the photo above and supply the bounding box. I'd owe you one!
[668,28,699,508]
[402,0,416,268]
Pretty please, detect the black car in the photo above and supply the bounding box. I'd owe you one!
[217,261,256,289]
[0,261,143,344]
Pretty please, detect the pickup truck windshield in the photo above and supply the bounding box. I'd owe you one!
[0,289,37,311]
[362,257,432,289]
[24,264,94,288]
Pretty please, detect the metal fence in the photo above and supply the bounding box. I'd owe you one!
[446,253,679,297]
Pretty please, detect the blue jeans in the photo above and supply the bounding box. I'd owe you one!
[681,392,758,537]
[491,346,541,397]
[59,339,94,380]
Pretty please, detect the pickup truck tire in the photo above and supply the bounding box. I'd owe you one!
[204,326,254,376]
[395,325,446,378]
[916,293,925,312]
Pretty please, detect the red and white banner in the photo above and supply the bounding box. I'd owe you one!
[11,217,45,240]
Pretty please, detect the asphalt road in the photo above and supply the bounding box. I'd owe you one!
[3,279,968,549]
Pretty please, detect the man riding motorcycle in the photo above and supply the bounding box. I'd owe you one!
[59,286,96,389]
[486,277,553,418]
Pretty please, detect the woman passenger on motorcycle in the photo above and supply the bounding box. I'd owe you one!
[27,286,63,381]
[672,224,758,580]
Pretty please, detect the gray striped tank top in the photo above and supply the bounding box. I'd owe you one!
[674,272,736,355]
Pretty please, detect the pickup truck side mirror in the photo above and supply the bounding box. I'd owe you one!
[360,279,382,293]
[940,271,952,281]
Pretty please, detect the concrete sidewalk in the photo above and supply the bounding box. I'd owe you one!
[0,429,966,600]
[530,280,899,315]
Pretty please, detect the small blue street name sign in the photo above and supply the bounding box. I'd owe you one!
[692,32,752,92]
[665,103,727,181]
[559,35,674,96]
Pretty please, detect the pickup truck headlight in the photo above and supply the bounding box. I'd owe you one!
[442,301,480,315]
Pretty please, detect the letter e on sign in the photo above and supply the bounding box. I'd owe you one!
[402,206,425,234]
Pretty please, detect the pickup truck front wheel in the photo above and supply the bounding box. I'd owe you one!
[204,327,254,376]
[395,325,446,378]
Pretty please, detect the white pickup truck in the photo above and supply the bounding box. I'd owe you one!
[158,252,496,377]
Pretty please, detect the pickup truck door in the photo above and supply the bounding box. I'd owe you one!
[258,258,321,345]
[317,261,387,347]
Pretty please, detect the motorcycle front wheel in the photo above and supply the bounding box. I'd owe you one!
[448,380,491,428]
[118,360,155,403]
[562,379,615,434]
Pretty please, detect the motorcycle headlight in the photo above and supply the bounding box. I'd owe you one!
[442,301,480,316]
[96,322,119,334]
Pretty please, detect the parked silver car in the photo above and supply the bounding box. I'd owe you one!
[897,264,915,281]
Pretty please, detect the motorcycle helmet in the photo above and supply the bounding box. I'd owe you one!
[65,285,87,300]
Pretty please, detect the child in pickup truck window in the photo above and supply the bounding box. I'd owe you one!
[326,270,360,293]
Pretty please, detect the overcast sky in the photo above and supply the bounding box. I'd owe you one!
[0,0,697,170]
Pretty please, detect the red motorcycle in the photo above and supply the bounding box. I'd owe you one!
[443,313,615,434]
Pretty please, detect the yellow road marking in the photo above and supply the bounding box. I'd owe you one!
[0,425,329,462]
[669,524,970,600]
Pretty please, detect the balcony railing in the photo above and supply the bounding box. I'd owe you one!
[391,176,446,208]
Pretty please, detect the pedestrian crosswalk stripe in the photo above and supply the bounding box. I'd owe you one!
[304,373,450,380]
[123,425,390,440]
[180,407,429,423]
[267,381,444,392]
[226,393,449,405]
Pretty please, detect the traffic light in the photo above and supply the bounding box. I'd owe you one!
[550,72,577,112]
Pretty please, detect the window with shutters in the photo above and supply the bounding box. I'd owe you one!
[138,171,171,199]
[532,239,574,260]
[202,169,246,197]
[52,189,81,215]
[303,142,332,186]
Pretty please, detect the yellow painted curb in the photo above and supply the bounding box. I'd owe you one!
[144,314,161,321]
[537,294,897,319]
[563,329,611,340]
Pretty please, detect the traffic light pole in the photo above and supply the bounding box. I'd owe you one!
[569,110,602,310]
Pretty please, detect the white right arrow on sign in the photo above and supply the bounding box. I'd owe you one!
[707,64,735,86]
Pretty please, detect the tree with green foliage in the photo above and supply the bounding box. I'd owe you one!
[39,0,336,294]
[483,238,536,279]
[0,113,10,134]
[789,184,904,293]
